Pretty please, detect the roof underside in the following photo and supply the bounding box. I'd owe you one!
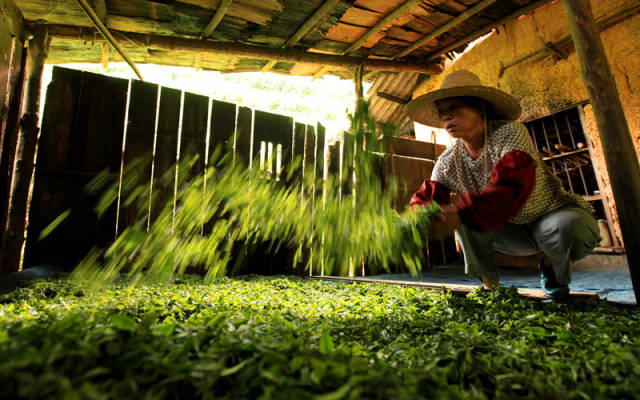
[14,0,550,125]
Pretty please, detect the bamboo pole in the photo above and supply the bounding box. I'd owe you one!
[48,25,444,74]
[1,25,49,273]
[201,0,232,39]
[561,0,640,303]
[74,0,143,80]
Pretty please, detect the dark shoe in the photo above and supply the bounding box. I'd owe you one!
[539,261,569,299]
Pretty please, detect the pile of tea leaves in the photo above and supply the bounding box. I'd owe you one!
[1,275,639,399]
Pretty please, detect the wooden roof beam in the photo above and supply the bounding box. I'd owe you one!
[425,0,554,62]
[201,0,233,39]
[393,0,498,59]
[49,25,444,74]
[262,0,342,72]
[74,0,143,80]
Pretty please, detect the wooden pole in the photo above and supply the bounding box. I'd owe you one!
[1,25,49,273]
[201,0,232,39]
[48,25,444,75]
[561,0,640,303]
[74,0,144,81]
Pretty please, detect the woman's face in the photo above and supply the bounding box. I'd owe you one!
[435,97,484,141]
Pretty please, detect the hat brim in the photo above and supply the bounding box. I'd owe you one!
[404,85,522,128]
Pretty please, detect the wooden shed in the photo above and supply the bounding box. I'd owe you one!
[0,0,638,299]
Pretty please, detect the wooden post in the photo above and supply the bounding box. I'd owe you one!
[561,0,640,303]
[1,25,49,273]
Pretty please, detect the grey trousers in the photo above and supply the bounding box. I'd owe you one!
[455,207,601,285]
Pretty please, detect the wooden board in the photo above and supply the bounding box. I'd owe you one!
[149,86,180,224]
[179,92,209,180]
[209,100,237,157]
[119,80,158,234]
[235,106,253,167]
[389,136,447,159]
[312,275,598,300]
[25,67,128,269]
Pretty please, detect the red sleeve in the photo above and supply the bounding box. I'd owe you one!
[410,180,451,208]
[455,150,535,232]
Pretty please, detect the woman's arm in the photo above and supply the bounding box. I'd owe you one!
[410,180,451,208]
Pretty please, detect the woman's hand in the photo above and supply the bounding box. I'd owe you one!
[430,205,461,237]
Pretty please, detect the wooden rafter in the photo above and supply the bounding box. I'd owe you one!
[74,0,143,80]
[393,0,498,59]
[262,0,342,72]
[201,0,233,39]
[50,25,444,74]
[344,0,424,55]
[93,0,107,22]
[312,0,427,79]
[425,0,554,62]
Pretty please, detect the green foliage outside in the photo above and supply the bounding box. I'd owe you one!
[1,276,639,399]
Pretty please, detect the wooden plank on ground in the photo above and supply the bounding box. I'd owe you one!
[312,275,598,300]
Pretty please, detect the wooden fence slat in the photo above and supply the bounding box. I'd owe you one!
[253,110,293,179]
[118,80,158,234]
[316,123,326,181]
[209,100,237,158]
[292,122,306,182]
[149,86,180,224]
[235,106,253,167]
[304,124,317,182]
[25,68,128,268]
[179,92,209,181]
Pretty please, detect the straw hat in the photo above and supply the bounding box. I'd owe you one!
[404,70,521,128]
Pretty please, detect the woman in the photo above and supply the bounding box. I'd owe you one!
[405,70,600,298]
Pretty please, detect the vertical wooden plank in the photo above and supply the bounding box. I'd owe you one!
[304,124,317,183]
[292,122,306,182]
[235,106,253,167]
[179,92,208,182]
[24,67,82,268]
[253,110,293,179]
[561,0,640,302]
[316,123,326,182]
[25,68,128,269]
[149,86,180,224]
[72,70,128,261]
[118,80,158,234]
[209,100,236,158]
